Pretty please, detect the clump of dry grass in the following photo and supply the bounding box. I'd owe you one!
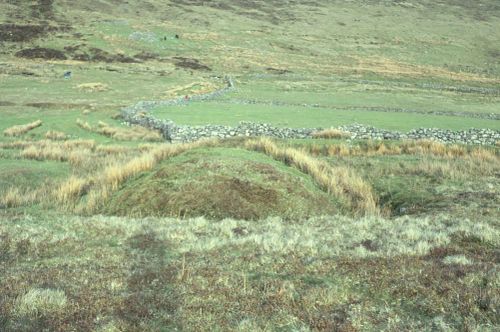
[12,288,67,318]
[68,149,95,167]
[17,140,97,165]
[63,139,96,150]
[21,145,67,161]
[76,82,110,92]
[304,139,496,161]
[74,139,220,213]
[96,145,134,155]
[97,121,163,142]
[55,177,89,204]
[1,187,25,208]
[76,118,93,131]
[3,120,42,137]
[100,140,219,191]
[45,130,68,140]
[0,187,44,208]
[76,119,163,142]
[246,137,379,216]
[312,128,351,139]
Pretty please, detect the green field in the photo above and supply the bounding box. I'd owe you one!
[0,1,499,331]
[152,100,500,130]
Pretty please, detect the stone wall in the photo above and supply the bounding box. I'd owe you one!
[121,77,500,146]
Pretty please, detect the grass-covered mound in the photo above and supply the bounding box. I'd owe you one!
[105,147,337,219]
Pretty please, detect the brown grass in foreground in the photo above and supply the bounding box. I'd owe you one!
[3,120,42,137]
[246,137,379,216]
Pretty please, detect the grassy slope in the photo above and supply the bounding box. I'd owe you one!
[0,0,499,135]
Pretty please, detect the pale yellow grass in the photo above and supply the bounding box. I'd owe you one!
[96,145,134,155]
[309,140,495,160]
[12,288,67,318]
[77,119,163,142]
[76,118,93,131]
[1,139,95,151]
[55,176,89,203]
[21,145,67,161]
[351,56,500,83]
[96,121,163,142]
[3,120,42,137]
[246,137,379,216]
[17,140,97,165]
[0,187,44,208]
[164,81,218,98]
[45,130,68,140]
[75,139,219,213]
[312,128,351,139]
[68,149,94,167]
[76,82,110,92]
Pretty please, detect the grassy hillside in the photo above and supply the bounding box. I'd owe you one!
[1,0,499,133]
[0,1,499,331]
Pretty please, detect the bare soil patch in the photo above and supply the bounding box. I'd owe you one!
[266,67,292,75]
[72,48,138,63]
[0,24,59,42]
[31,0,55,20]
[0,101,16,107]
[25,102,91,109]
[173,57,211,71]
[15,47,67,60]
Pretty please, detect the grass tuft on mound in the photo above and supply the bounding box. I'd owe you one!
[105,147,338,220]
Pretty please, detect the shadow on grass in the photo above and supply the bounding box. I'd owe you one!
[117,227,182,330]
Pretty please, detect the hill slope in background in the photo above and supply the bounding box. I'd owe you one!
[1,0,499,76]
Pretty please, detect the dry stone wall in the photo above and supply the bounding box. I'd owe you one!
[121,77,500,145]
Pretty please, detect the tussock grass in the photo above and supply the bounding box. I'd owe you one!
[63,139,96,150]
[75,139,219,213]
[99,140,218,191]
[1,187,25,208]
[44,130,68,140]
[246,137,379,216]
[14,140,97,164]
[21,145,67,162]
[12,288,67,318]
[312,128,351,139]
[96,145,134,155]
[55,176,89,203]
[3,120,42,137]
[76,82,110,92]
[67,149,94,167]
[443,255,473,266]
[76,118,93,131]
[304,139,498,160]
[76,119,163,142]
